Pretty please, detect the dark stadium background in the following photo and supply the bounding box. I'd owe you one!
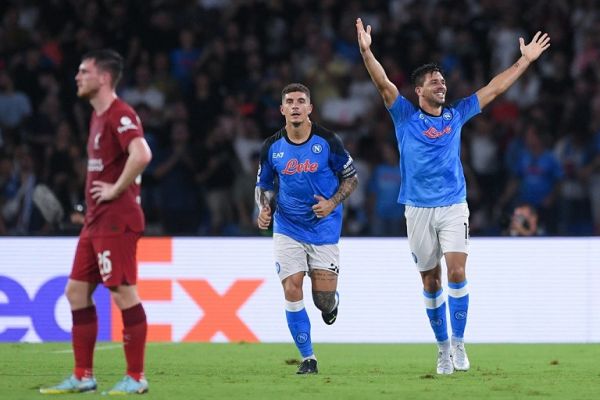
[0,0,598,237]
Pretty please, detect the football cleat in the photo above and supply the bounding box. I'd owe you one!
[103,375,149,395]
[39,375,97,394]
[436,349,454,375]
[321,292,339,325]
[297,358,318,375]
[451,341,470,371]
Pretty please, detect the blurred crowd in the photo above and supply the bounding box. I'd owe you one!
[0,0,599,236]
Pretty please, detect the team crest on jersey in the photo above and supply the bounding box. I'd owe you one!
[117,116,138,134]
[443,112,452,120]
[311,144,322,154]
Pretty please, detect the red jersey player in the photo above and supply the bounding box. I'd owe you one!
[40,50,153,395]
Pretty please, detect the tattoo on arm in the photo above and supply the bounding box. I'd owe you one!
[330,175,358,207]
[254,186,274,210]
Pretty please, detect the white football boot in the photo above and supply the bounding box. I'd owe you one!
[451,340,470,371]
[436,348,454,375]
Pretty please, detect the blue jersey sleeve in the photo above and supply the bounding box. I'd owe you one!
[256,138,275,190]
[326,133,357,179]
[387,95,416,141]
[453,94,481,125]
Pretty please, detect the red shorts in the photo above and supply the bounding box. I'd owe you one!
[70,231,141,287]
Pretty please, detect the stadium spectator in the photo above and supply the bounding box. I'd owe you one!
[195,116,240,235]
[357,17,550,376]
[121,64,165,111]
[366,141,405,236]
[255,83,358,374]
[497,123,564,234]
[152,121,200,235]
[553,128,594,235]
[0,71,32,147]
[40,49,152,395]
[507,203,543,236]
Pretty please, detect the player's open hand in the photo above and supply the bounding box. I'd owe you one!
[90,180,118,203]
[312,195,334,219]
[519,31,550,63]
[257,204,272,230]
[356,18,372,53]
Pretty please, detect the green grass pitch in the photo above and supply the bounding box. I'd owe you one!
[0,343,599,399]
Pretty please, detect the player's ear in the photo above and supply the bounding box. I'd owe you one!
[99,70,111,87]
[280,104,285,116]
[307,103,313,115]
[415,86,422,96]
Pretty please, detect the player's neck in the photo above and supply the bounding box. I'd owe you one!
[286,120,312,143]
[90,90,117,116]
[419,100,442,116]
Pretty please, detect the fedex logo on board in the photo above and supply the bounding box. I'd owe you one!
[0,238,263,343]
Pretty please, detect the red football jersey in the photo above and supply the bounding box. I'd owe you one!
[82,98,145,237]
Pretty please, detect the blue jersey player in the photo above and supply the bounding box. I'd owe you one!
[255,83,358,374]
[357,18,550,374]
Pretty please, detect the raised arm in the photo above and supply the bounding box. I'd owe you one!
[476,31,550,109]
[356,18,399,108]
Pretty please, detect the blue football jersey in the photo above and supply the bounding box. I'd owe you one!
[256,123,356,245]
[387,94,480,207]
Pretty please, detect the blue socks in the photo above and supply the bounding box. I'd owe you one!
[285,300,313,358]
[448,280,469,340]
[423,289,449,343]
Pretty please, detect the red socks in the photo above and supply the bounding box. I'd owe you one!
[121,303,147,381]
[72,305,97,380]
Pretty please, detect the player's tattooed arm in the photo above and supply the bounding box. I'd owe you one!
[254,186,274,211]
[255,187,274,230]
[312,175,358,219]
[330,175,358,207]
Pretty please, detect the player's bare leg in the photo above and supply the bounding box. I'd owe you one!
[310,269,339,325]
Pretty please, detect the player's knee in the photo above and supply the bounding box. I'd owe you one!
[65,285,87,307]
[447,266,466,283]
[312,291,336,313]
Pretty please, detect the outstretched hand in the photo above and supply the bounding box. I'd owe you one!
[519,31,551,63]
[356,18,372,53]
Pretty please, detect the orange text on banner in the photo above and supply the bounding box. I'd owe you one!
[179,279,263,342]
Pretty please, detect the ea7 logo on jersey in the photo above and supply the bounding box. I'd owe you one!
[272,152,284,158]
[117,116,139,134]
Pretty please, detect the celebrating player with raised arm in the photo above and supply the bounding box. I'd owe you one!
[357,17,550,374]
[256,83,358,374]
[41,49,152,395]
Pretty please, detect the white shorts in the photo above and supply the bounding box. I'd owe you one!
[273,234,340,281]
[405,203,470,271]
